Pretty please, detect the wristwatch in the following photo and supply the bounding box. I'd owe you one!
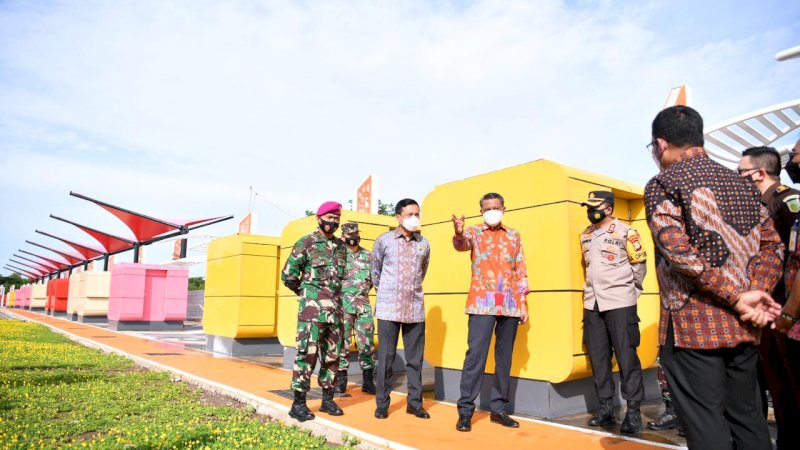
[780,311,798,323]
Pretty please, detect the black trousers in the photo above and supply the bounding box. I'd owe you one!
[757,326,800,450]
[661,319,771,450]
[583,303,644,401]
[457,314,519,416]
[375,319,425,410]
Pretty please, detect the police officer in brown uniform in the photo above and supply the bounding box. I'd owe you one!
[580,190,647,434]
[739,146,800,450]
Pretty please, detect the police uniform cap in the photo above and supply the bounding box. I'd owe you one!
[581,190,615,207]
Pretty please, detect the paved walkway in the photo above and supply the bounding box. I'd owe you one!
[4,308,683,450]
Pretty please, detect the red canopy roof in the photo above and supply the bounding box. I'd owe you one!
[26,240,84,265]
[18,250,70,271]
[7,264,39,278]
[36,230,105,259]
[9,260,47,276]
[3,266,32,280]
[13,254,58,271]
[71,192,225,242]
[50,215,135,253]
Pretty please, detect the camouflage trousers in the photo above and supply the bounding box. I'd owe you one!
[291,320,343,392]
[338,302,375,371]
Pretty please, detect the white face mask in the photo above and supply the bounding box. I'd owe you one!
[483,210,503,226]
[401,216,420,232]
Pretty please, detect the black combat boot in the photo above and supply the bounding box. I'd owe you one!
[288,390,315,422]
[588,398,616,426]
[647,400,679,430]
[334,370,348,396]
[620,400,643,434]
[361,369,376,395]
[319,388,344,416]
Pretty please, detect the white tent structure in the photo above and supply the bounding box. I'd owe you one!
[703,99,800,164]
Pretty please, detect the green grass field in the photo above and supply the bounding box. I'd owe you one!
[0,320,332,449]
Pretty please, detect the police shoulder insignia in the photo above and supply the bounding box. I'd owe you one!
[777,185,789,193]
[783,194,800,213]
[625,229,647,263]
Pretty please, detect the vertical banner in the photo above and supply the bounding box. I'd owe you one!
[173,239,182,260]
[238,212,257,234]
[663,85,691,109]
[356,175,379,214]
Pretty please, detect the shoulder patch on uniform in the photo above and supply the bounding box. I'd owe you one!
[783,194,800,213]
[625,229,647,263]
[777,185,789,193]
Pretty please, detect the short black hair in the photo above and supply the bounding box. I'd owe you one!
[479,193,505,208]
[742,146,781,177]
[652,105,704,148]
[395,198,419,215]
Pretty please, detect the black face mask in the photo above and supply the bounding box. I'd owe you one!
[319,219,339,234]
[786,160,800,184]
[587,208,607,224]
[345,236,360,246]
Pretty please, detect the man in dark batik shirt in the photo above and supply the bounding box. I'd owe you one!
[644,105,783,450]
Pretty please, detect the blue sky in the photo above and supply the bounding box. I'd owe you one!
[1,0,798,277]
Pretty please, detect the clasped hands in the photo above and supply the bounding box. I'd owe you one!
[734,290,782,329]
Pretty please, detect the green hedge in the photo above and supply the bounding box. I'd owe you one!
[0,321,331,449]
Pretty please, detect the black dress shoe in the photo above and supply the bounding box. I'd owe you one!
[406,406,430,419]
[456,414,472,432]
[490,412,519,428]
[375,408,388,419]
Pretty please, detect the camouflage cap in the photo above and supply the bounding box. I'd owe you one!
[341,222,360,234]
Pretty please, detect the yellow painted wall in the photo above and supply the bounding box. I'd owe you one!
[277,211,397,347]
[204,234,281,338]
[421,160,659,383]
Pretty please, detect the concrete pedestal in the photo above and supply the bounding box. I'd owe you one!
[434,366,660,419]
[206,335,283,356]
[108,320,185,331]
[78,315,108,324]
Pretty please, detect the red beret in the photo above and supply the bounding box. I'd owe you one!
[316,201,342,216]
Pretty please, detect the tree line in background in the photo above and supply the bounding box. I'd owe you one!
[304,199,395,217]
[1,273,28,292]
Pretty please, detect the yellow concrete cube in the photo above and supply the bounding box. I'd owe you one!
[204,234,281,338]
[421,160,658,383]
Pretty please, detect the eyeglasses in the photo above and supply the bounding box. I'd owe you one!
[737,167,758,175]
[646,140,657,151]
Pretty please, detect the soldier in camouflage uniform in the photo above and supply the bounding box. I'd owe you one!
[281,201,347,422]
[334,222,376,396]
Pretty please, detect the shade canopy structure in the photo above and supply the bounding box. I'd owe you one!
[3,266,31,280]
[18,250,71,271]
[70,192,233,243]
[703,99,800,164]
[13,254,58,271]
[35,230,105,259]
[6,264,38,279]
[25,240,85,265]
[50,215,135,254]
[9,259,48,276]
